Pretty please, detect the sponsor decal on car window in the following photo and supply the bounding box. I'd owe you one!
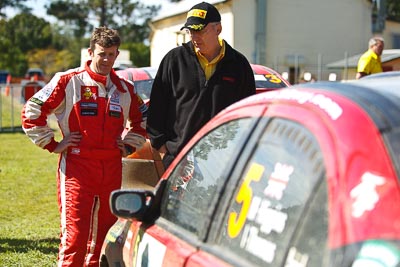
[247,197,288,235]
[228,162,293,237]
[227,162,294,263]
[254,74,283,84]
[240,224,277,263]
[263,162,293,201]
[350,172,386,218]
[228,163,264,239]
[285,247,309,267]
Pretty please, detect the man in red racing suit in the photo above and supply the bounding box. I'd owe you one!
[21,27,147,266]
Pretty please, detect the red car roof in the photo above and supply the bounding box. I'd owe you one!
[116,67,153,81]
[250,64,290,93]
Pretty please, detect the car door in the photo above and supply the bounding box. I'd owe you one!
[132,116,261,266]
[202,116,330,267]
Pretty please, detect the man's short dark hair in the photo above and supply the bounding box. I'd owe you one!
[90,26,121,51]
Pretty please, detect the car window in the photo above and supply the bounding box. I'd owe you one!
[217,118,327,266]
[160,118,258,237]
[287,176,329,266]
[254,74,287,89]
[133,79,153,101]
[383,128,400,180]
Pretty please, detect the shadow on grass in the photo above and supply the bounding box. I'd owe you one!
[0,237,59,254]
[0,126,24,133]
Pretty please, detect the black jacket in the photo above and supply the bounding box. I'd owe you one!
[147,40,256,157]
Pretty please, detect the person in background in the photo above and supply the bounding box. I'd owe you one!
[356,36,384,79]
[21,26,147,266]
[147,1,256,169]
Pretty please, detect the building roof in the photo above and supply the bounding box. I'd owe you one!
[327,49,400,69]
[152,0,227,22]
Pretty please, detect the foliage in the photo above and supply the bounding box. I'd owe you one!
[1,0,160,77]
[0,0,29,18]
[47,0,160,44]
[0,14,53,76]
[387,0,400,22]
[27,48,76,76]
[122,42,150,67]
[0,19,27,75]
[7,14,52,53]
[46,0,91,39]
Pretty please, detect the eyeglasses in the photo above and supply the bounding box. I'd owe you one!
[186,27,209,37]
[185,22,220,36]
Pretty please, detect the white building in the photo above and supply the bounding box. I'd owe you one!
[149,0,400,83]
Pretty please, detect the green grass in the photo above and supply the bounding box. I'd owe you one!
[0,93,60,266]
[0,89,23,132]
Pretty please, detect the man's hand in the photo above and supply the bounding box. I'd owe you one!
[122,132,146,149]
[157,144,167,159]
[117,138,131,157]
[53,132,82,154]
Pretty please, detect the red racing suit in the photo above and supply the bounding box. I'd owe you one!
[21,61,147,266]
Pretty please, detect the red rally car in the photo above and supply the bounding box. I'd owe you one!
[116,67,157,105]
[101,76,400,267]
[251,63,290,93]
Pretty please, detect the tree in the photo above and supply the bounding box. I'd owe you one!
[46,0,160,67]
[122,42,150,67]
[0,14,52,76]
[0,19,28,75]
[0,0,29,18]
[46,0,160,43]
[7,13,52,53]
[387,0,400,22]
[46,0,91,39]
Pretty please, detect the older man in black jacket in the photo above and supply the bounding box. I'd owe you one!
[147,1,256,168]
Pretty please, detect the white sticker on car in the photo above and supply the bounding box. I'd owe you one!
[240,225,276,263]
[235,89,343,120]
[285,247,309,267]
[247,196,288,235]
[352,240,400,267]
[254,74,267,81]
[264,162,294,200]
[135,233,167,267]
[350,172,386,218]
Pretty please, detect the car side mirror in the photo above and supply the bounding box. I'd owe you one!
[110,189,154,221]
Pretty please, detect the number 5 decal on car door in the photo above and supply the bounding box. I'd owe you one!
[228,163,265,238]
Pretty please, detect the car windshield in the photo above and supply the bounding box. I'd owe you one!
[133,79,154,101]
[254,74,287,89]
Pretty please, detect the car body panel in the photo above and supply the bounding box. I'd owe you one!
[360,70,400,79]
[24,68,45,81]
[185,250,233,267]
[116,67,157,104]
[251,88,400,248]
[133,223,197,267]
[102,77,400,266]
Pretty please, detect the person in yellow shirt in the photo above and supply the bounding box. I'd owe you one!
[356,37,384,79]
[147,2,256,168]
